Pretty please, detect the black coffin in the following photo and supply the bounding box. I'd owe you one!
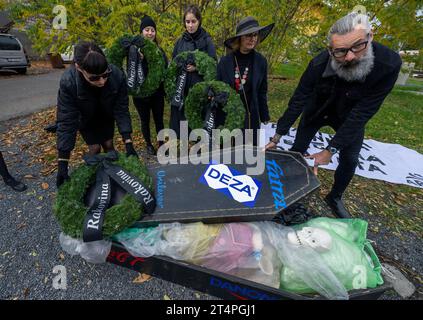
[107,243,392,301]
[134,146,320,227]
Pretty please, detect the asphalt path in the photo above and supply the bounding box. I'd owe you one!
[0,70,64,122]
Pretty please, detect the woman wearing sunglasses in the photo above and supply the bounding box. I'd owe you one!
[217,17,274,146]
[55,41,137,187]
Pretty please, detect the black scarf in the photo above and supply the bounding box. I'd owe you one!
[183,27,204,42]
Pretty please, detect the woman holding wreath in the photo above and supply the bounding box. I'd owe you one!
[170,4,217,138]
[133,15,168,156]
[56,41,137,187]
[217,17,274,146]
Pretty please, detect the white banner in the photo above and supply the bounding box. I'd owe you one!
[260,123,423,189]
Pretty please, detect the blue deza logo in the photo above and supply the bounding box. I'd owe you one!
[210,277,278,300]
[199,164,261,208]
[266,160,287,210]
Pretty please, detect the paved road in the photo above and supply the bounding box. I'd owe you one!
[0,70,64,122]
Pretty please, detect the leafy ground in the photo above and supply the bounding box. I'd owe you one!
[0,70,422,299]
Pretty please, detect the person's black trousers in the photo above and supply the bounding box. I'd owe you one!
[0,151,12,181]
[291,115,364,198]
[133,91,165,146]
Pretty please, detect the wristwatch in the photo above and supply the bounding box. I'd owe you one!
[325,145,339,155]
[271,134,282,144]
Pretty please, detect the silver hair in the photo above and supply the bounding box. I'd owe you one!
[328,13,372,43]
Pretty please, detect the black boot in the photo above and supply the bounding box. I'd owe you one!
[324,193,351,219]
[4,177,27,192]
[146,144,156,156]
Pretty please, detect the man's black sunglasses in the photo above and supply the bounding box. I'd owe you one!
[330,40,369,58]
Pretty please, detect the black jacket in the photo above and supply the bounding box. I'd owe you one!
[217,50,270,130]
[276,42,402,150]
[56,64,132,154]
[172,27,217,60]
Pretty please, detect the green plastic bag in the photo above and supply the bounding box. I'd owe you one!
[280,218,384,294]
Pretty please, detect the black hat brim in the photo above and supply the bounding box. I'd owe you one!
[224,23,275,49]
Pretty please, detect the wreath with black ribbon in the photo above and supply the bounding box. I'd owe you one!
[107,34,166,98]
[184,80,246,143]
[53,152,155,242]
[164,50,217,110]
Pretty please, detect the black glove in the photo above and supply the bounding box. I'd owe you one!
[56,161,70,188]
[125,142,139,158]
[44,122,58,134]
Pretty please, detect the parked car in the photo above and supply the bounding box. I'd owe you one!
[0,33,30,74]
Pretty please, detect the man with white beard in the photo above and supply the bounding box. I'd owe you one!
[266,13,402,218]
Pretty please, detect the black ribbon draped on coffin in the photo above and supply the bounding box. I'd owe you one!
[201,86,228,144]
[82,151,156,242]
[171,53,196,111]
[120,36,146,90]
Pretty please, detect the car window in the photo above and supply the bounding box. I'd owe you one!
[0,36,21,51]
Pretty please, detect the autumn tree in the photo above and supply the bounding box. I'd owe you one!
[7,0,423,71]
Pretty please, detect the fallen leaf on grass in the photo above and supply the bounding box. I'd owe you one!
[132,273,152,284]
[163,294,171,300]
[41,182,49,190]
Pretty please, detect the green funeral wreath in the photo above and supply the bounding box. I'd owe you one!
[164,50,217,102]
[107,34,166,98]
[53,154,153,239]
[184,80,246,135]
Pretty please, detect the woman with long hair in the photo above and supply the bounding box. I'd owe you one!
[170,4,217,138]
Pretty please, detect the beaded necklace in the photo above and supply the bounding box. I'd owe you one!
[235,65,250,93]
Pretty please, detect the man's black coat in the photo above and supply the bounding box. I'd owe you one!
[276,42,402,150]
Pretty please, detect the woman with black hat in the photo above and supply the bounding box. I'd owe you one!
[0,151,27,192]
[170,4,217,137]
[133,15,168,156]
[56,41,138,187]
[217,17,274,146]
